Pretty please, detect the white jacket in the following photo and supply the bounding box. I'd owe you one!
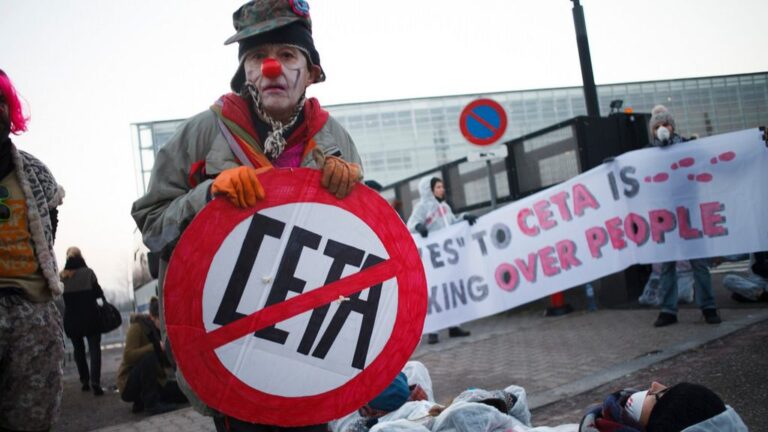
[681,406,748,431]
[406,177,461,235]
[330,361,435,432]
[340,383,578,432]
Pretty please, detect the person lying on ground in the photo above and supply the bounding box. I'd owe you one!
[723,252,768,303]
[578,381,747,431]
[332,361,576,432]
[331,361,434,432]
[425,386,576,432]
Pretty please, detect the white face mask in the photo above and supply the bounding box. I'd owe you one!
[656,126,671,142]
[625,390,648,422]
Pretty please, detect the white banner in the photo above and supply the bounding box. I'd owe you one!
[415,129,768,333]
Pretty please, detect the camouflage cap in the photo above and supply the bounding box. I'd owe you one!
[225,0,312,46]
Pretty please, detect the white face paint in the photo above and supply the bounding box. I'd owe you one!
[243,44,319,123]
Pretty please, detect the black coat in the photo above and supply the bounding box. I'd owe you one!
[61,267,103,338]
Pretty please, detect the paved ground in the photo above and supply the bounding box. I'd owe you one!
[53,263,768,431]
[531,318,768,429]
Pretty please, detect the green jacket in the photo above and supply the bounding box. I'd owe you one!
[116,314,167,393]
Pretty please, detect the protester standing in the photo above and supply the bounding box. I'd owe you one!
[406,176,476,344]
[60,246,106,395]
[131,0,363,429]
[0,68,66,431]
[647,105,721,327]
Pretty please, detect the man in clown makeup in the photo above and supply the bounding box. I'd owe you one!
[132,1,361,430]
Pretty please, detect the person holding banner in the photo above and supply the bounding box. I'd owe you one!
[131,0,362,430]
[406,176,475,344]
[647,105,721,328]
[0,69,66,432]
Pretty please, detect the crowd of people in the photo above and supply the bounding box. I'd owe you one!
[1,0,765,431]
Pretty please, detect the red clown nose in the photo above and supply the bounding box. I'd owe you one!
[261,58,282,79]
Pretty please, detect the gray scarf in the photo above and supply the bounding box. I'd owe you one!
[245,83,305,159]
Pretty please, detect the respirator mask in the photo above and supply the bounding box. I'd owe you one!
[654,126,671,147]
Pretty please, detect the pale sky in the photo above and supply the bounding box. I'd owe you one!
[2,0,767,299]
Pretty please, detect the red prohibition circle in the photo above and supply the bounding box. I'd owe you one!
[164,168,427,426]
[459,98,508,146]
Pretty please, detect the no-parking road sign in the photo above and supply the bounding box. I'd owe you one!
[459,98,508,146]
[164,168,427,426]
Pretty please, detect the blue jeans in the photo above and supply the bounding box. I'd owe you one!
[659,258,716,314]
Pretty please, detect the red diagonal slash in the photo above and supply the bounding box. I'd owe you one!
[180,258,398,355]
[468,110,499,134]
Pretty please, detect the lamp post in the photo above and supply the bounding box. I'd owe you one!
[543,0,601,318]
[571,0,600,117]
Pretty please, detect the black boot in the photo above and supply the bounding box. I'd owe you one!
[448,327,471,337]
[731,292,757,303]
[131,400,144,413]
[702,308,722,324]
[653,312,678,327]
[146,401,180,415]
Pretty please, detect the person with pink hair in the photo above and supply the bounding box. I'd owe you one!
[0,68,66,431]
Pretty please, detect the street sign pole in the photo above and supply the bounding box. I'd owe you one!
[486,160,498,209]
[460,99,508,211]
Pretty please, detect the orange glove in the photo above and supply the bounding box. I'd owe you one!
[211,166,270,208]
[313,148,362,199]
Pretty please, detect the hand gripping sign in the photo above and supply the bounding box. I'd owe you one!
[164,168,427,426]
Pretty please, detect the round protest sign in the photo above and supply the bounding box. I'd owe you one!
[459,98,508,146]
[164,168,427,426]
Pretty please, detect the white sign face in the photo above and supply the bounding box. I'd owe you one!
[467,146,509,162]
[201,203,398,397]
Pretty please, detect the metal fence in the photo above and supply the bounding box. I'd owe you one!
[378,113,651,221]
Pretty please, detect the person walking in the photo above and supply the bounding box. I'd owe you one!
[647,105,721,327]
[406,176,476,344]
[0,68,66,431]
[131,0,363,429]
[60,246,105,395]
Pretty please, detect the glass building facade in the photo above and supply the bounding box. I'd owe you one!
[132,72,768,193]
[329,72,768,185]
